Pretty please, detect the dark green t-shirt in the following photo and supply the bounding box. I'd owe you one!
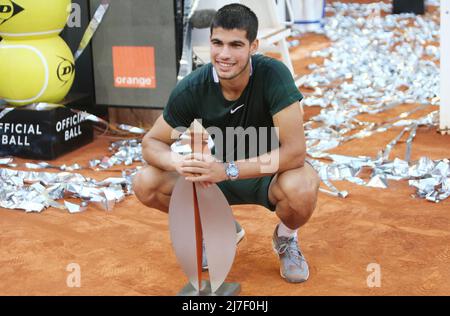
[163,54,303,162]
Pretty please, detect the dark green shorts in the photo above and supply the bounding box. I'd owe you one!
[217,175,277,212]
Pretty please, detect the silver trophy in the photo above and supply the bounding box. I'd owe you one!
[169,121,240,296]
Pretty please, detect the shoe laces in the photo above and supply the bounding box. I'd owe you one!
[277,237,304,266]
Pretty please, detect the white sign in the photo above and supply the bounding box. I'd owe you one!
[441,1,450,133]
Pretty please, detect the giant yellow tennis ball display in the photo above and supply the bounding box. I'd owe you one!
[0,0,71,39]
[0,36,75,106]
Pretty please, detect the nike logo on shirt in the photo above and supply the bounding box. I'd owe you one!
[230,104,245,114]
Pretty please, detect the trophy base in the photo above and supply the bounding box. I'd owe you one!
[177,280,241,296]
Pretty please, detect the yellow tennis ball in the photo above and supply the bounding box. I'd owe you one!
[0,0,71,39]
[0,36,75,106]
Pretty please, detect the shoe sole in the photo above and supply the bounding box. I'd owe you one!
[236,228,245,245]
[272,240,309,283]
[202,228,246,271]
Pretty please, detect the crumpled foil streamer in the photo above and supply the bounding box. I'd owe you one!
[74,109,146,135]
[0,102,146,212]
[0,168,131,213]
[170,130,215,155]
[2,137,143,172]
[301,2,448,202]
[0,131,189,212]
[377,123,418,163]
[303,2,440,111]
[92,139,144,170]
[427,0,441,6]
[117,124,146,134]
[0,158,13,165]
[0,137,142,212]
[0,107,14,120]
[74,1,111,61]
[310,151,450,203]
[187,0,201,20]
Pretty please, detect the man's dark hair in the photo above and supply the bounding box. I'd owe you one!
[210,4,259,43]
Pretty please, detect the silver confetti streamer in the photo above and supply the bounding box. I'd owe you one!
[302,2,448,202]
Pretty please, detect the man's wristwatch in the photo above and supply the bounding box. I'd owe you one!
[225,161,239,181]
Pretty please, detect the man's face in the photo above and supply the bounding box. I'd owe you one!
[210,27,258,81]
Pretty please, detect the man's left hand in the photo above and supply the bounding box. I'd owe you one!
[182,153,228,185]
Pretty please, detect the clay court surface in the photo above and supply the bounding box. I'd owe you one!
[1,1,450,296]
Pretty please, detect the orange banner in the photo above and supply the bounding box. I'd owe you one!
[112,46,156,89]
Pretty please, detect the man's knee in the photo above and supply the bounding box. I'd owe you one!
[132,166,176,208]
[133,167,157,207]
[279,165,320,217]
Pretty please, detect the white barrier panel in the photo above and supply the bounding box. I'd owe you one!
[292,0,326,33]
[441,1,450,133]
[276,0,288,23]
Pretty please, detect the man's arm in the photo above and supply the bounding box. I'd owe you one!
[142,115,183,172]
[234,101,306,179]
